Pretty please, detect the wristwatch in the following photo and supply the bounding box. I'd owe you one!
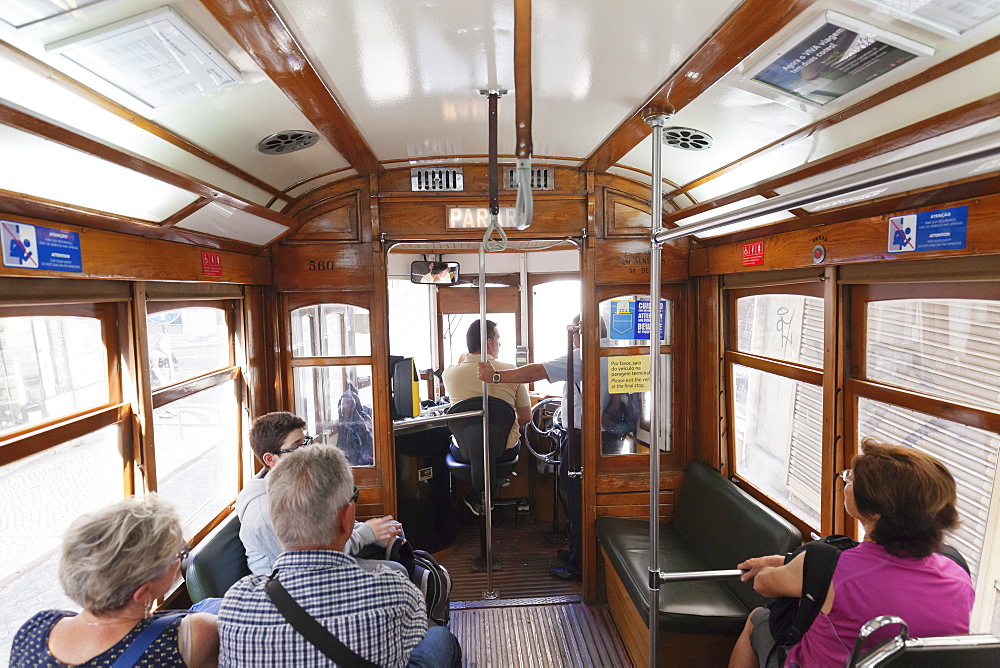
[492,370,502,384]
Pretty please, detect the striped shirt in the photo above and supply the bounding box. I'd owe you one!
[218,550,426,667]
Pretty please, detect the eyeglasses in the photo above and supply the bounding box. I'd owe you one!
[277,435,314,455]
[350,486,359,504]
[837,469,854,485]
[176,544,191,563]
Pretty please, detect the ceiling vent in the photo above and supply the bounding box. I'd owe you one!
[411,167,464,191]
[662,127,713,151]
[504,166,555,190]
[257,131,319,155]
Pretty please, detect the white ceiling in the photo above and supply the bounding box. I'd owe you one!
[1,0,998,244]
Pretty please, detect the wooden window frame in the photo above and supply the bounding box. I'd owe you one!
[723,280,829,539]
[595,283,684,477]
[282,293,382,486]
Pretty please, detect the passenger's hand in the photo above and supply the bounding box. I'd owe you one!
[736,555,785,582]
[365,516,403,546]
[477,362,494,382]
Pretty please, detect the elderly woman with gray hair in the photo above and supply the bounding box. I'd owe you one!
[9,495,218,667]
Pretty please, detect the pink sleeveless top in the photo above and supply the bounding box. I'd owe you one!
[786,541,974,668]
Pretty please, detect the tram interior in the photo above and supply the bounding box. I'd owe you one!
[3,0,1000,665]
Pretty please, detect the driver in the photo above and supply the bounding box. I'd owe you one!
[443,319,530,461]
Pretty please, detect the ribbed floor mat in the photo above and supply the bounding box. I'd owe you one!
[450,600,632,667]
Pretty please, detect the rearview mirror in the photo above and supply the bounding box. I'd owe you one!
[410,261,460,284]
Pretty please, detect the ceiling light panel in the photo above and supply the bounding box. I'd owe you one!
[47,7,240,109]
[0,57,273,205]
[0,124,198,221]
[858,0,1000,36]
[173,202,289,246]
[0,0,104,29]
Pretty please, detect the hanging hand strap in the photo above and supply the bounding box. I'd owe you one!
[110,613,184,667]
[266,576,380,668]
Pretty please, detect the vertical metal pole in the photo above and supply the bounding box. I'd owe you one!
[479,243,498,599]
[646,111,670,667]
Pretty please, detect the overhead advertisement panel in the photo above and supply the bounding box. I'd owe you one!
[746,11,933,107]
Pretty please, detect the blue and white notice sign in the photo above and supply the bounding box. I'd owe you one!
[887,206,967,254]
[2,221,82,273]
[610,299,666,341]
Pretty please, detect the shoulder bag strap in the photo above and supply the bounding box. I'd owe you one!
[791,542,842,640]
[110,613,184,668]
[265,576,380,668]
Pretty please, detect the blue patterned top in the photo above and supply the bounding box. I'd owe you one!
[218,550,426,667]
[9,610,185,666]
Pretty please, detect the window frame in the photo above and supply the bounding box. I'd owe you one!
[595,283,684,477]
[846,280,1000,629]
[724,279,828,538]
[283,292,382,486]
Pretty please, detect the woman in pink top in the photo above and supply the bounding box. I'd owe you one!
[729,438,975,668]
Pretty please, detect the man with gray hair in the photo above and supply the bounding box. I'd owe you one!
[218,444,461,667]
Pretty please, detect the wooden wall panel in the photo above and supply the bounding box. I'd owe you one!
[270,242,375,292]
[595,238,688,284]
[0,213,266,284]
[690,193,1000,276]
[604,189,654,237]
[596,470,684,494]
[378,197,588,239]
[695,275,724,471]
[289,191,360,241]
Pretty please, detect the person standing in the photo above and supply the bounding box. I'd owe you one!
[477,315,609,581]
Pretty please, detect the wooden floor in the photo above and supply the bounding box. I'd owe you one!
[450,598,632,668]
[438,510,581,602]
[438,512,629,666]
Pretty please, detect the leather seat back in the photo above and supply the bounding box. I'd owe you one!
[672,461,802,609]
[182,512,250,602]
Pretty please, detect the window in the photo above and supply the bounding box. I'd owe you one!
[0,426,122,640]
[0,300,124,663]
[531,279,580,397]
[290,303,375,467]
[154,382,240,533]
[442,312,517,369]
[146,302,242,532]
[0,284,248,663]
[598,294,673,456]
[146,307,229,389]
[849,285,1000,600]
[726,284,825,529]
[0,314,109,434]
[388,280,433,372]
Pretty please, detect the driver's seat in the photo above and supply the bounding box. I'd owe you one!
[445,396,520,567]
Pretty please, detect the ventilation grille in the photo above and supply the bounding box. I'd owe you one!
[662,127,713,151]
[504,166,555,190]
[257,131,319,155]
[410,167,464,191]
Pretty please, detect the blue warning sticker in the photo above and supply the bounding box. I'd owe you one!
[887,206,967,254]
[2,220,82,273]
[609,299,666,341]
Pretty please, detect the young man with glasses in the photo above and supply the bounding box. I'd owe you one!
[237,411,404,576]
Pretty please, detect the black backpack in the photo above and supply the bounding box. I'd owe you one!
[765,536,971,665]
[765,534,858,664]
[412,549,452,626]
[355,538,451,625]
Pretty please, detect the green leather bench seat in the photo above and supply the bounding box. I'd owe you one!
[182,512,250,603]
[597,461,802,636]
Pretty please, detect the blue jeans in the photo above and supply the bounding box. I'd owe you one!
[407,626,462,668]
